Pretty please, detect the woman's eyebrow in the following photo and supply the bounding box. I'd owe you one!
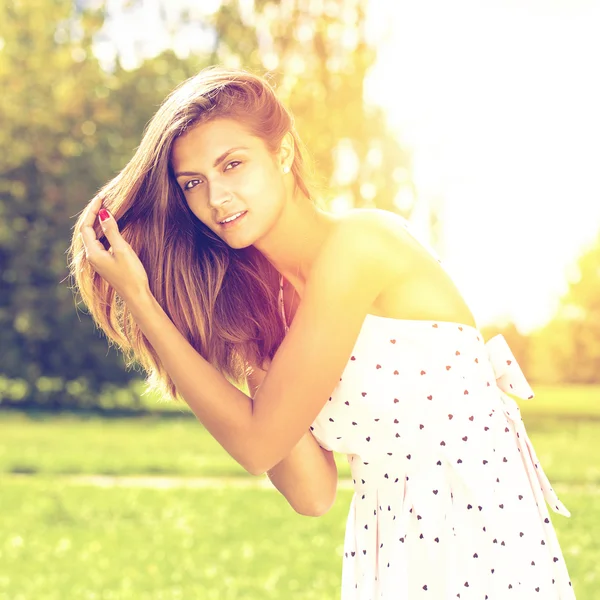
[174,146,249,178]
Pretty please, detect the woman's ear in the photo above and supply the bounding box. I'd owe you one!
[278,131,295,172]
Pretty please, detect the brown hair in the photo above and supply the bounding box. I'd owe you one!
[67,65,321,402]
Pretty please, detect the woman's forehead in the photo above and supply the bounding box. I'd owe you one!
[172,119,259,162]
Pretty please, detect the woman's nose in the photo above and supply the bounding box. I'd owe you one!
[207,181,233,208]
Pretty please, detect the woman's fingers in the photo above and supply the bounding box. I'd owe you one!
[80,225,107,261]
[97,208,129,253]
[79,197,111,262]
[79,195,102,231]
[78,198,150,299]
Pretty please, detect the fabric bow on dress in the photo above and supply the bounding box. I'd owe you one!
[485,334,570,518]
[486,334,534,400]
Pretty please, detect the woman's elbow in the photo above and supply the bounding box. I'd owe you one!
[292,491,337,517]
[245,462,265,477]
[240,445,272,476]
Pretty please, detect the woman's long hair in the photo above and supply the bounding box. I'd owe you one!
[67,65,321,402]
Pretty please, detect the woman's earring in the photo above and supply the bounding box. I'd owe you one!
[282,165,290,174]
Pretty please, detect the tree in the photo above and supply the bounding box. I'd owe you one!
[208,0,412,212]
[529,230,600,383]
[0,0,206,407]
[0,0,415,408]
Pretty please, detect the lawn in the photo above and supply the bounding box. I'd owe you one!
[1,478,595,600]
[0,384,598,599]
[0,477,345,600]
[1,385,599,484]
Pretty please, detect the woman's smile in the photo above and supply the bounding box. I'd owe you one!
[219,210,248,229]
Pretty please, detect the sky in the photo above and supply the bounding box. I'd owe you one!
[364,0,600,332]
[91,0,600,334]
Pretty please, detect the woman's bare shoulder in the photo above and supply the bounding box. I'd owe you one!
[334,207,408,228]
[324,208,417,274]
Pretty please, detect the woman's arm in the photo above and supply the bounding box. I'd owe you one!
[108,211,397,476]
[126,291,260,473]
[247,359,337,517]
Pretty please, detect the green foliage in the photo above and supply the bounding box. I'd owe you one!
[210,0,411,210]
[0,0,138,405]
[481,227,600,384]
[0,0,412,408]
[526,232,600,384]
[554,231,600,382]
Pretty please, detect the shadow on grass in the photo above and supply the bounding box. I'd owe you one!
[0,405,195,421]
[4,406,600,426]
[9,465,39,475]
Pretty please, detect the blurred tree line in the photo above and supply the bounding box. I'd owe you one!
[481,232,600,385]
[0,0,413,410]
[0,0,597,411]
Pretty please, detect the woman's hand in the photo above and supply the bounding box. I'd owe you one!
[79,196,150,304]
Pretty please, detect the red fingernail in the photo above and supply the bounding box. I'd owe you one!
[99,208,110,222]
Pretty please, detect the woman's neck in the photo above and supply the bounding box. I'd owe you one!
[256,197,341,292]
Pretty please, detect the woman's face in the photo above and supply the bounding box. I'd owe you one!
[171,117,288,248]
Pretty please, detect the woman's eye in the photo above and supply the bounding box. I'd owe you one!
[184,179,201,191]
[182,163,240,191]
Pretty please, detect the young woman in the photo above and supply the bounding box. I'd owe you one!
[70,66,576,599]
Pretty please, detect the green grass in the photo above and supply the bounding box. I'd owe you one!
[519,384,600,419]
[1,477,593,600]
[0,477,346,600]
[1,384,598,599]
[0,411,247,478]
[2,411,600,483]
[1,385,599,483]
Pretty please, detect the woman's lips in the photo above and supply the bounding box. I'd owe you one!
[219,211,248,229]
